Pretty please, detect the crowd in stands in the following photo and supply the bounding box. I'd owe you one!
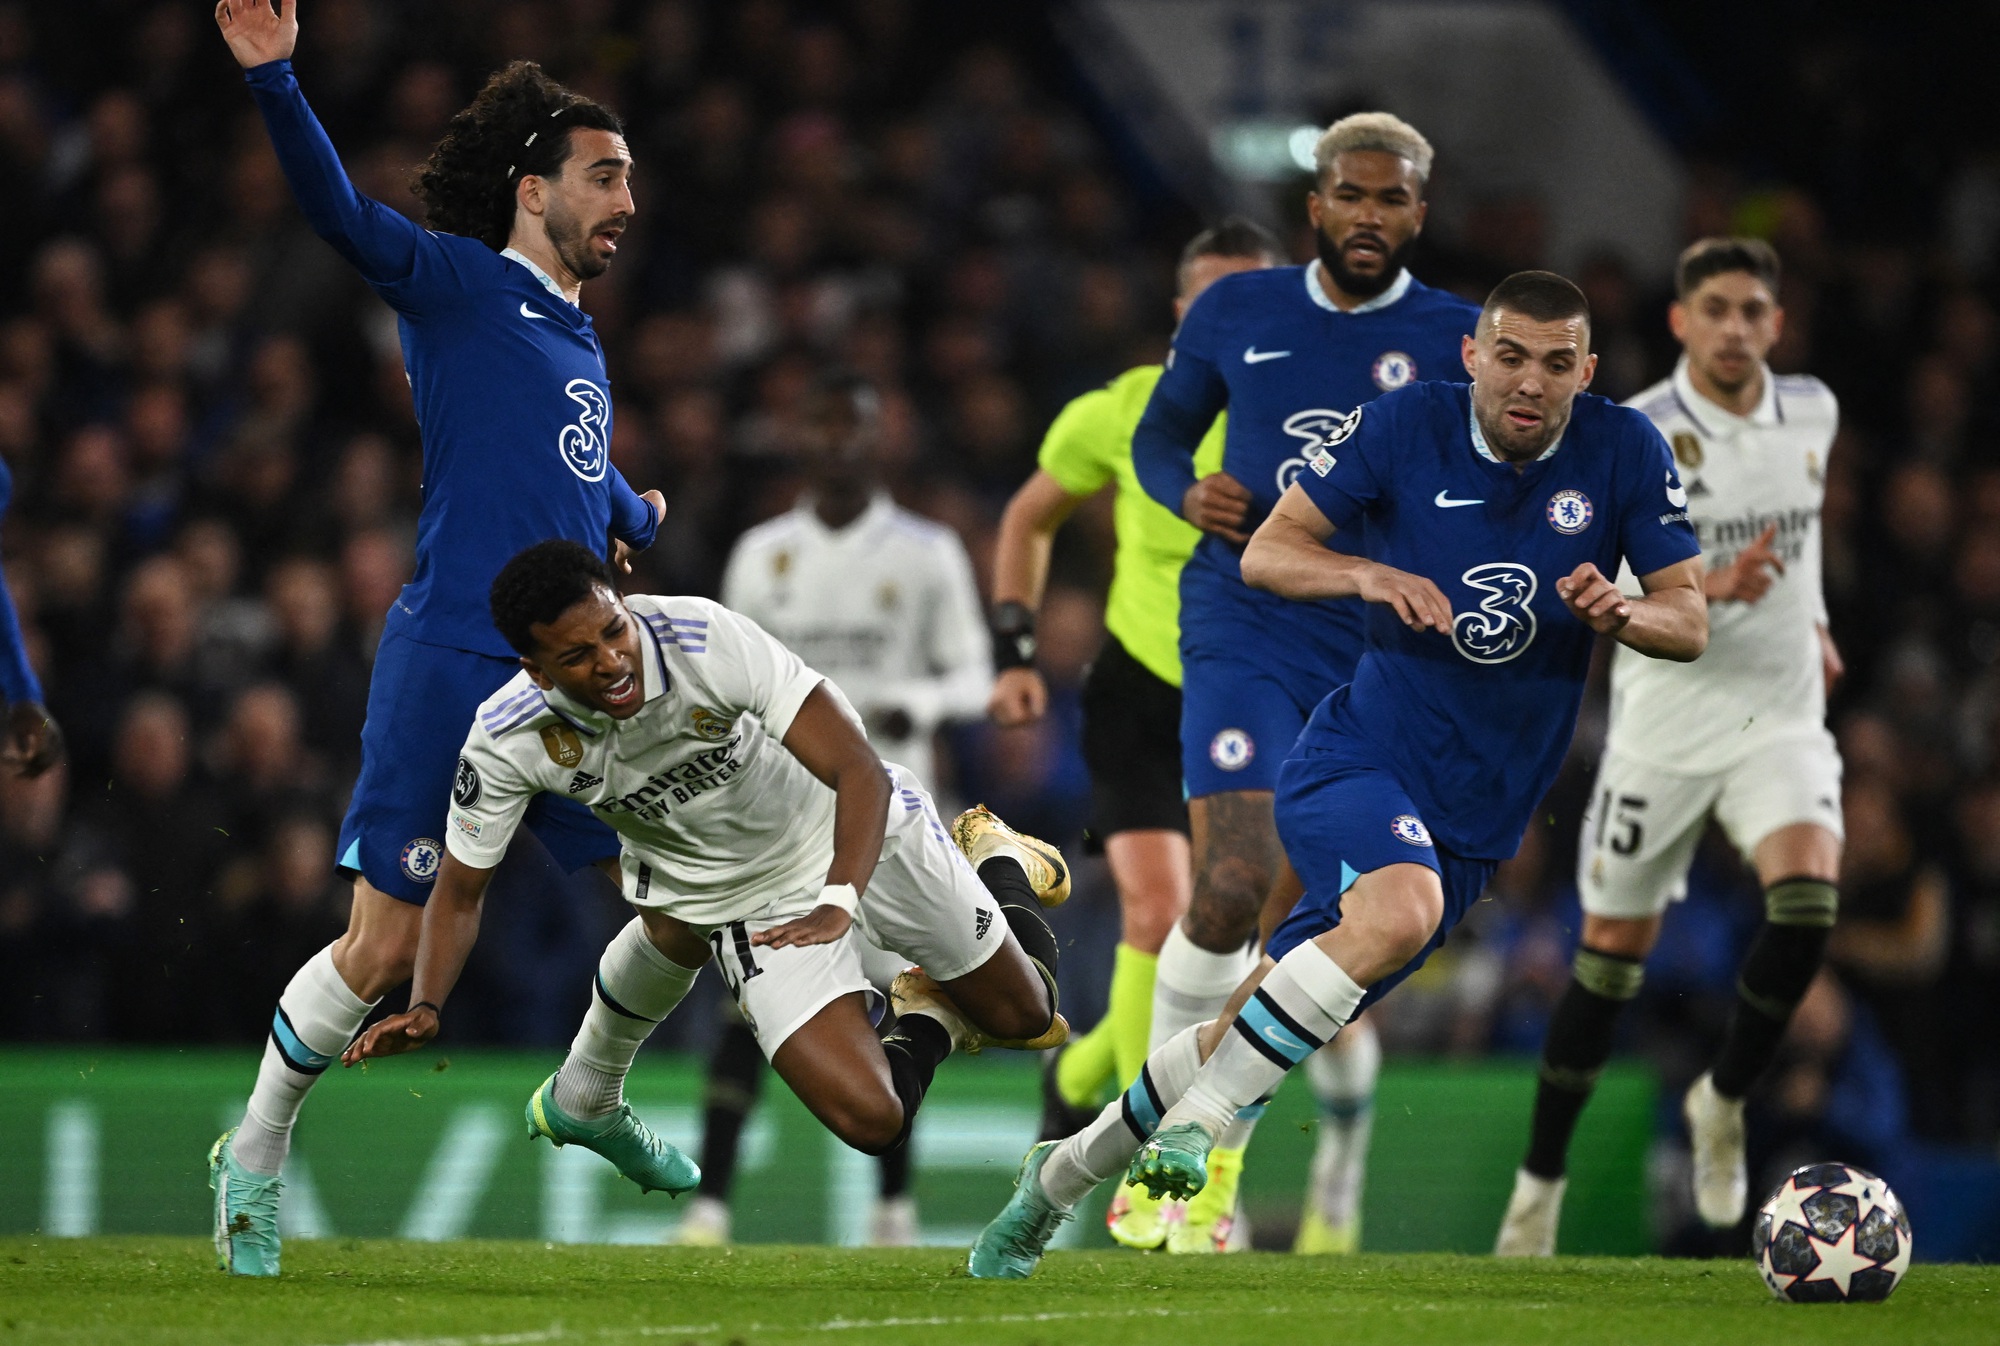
[1,1,1996,1198]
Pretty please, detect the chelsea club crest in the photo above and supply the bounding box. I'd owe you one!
[1372,350,1416,391]
[1546,489,1593,535]
[1389,815,1433,847]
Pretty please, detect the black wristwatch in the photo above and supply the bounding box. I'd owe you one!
[991,601,1037,671]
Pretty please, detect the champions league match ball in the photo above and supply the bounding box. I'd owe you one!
[1752,1163,1913,1302]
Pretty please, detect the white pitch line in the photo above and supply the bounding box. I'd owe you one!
[334,1303,1296,1346]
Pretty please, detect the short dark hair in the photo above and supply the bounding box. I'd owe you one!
[1480,270,1591,330]
[1675,237,1781,299]
[415,62,624,252]
[1178,217,1282,290]
[489,540,616,656]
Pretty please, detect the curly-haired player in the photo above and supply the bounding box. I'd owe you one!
[207,0,665,1277]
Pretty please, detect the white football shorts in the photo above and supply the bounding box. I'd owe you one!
[1577,729,1844,920]
[687,766,1005,1057]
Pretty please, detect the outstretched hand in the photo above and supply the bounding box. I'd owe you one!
[750,904,853,950]
[342,1005,438,1066]
[1557,562,1631,634]
[3,703,64,778]
[613,490,668,574]
[1705,522,1785,604]
[216,0,298,67]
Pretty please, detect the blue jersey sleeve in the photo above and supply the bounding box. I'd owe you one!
[608,468,659,549]
[1133,287,1231,513]
[245,60,466,310]
[0,461,41,706]
[1293,398,1393,533]
[1616,418,1703,578]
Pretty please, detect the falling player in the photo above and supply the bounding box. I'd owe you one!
[968,271,1707,1278]
[347,542,1069,1185]
[208,0,664,1275]
[680,370,992,1246]
[987,219,1278,1197]
[1126,113,1478,1251]
[1496,239,1844,1254]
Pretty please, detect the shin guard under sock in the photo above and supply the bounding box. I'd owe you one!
[980,857,1060,1029]
[878,1013,953,1154]
[1711,911,1832,1099]
[235,945,374,1175]
[1523,946,1643,1179]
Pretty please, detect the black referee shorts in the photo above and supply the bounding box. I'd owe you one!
[1079,636,1189,850]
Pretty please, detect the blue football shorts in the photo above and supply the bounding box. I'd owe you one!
[1267,752,1498,1014]
[1177,560,1362,799]
[335,629,620,904]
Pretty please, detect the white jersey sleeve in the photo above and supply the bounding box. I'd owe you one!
[445,682,547,870]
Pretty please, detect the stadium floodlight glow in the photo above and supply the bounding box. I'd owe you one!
[1288,125,1321,173]
[1209,120,1321,182]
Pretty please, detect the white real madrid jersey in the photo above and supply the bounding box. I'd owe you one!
[721,493,991,786]
[446,593,850,926]
[1607,359,1837,774]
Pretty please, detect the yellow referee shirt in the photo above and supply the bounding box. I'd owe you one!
[1036,364,1225,689]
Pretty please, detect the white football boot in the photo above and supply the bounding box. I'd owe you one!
[1683,1072,1748,1227]
[1493,1168,1565,1257]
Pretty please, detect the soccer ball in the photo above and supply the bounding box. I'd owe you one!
[1752,1162,1913,1302]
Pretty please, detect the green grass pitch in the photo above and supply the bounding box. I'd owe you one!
[2,1238,1995,1346]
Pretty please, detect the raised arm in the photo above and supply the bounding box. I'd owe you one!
[1242,484,1454,632]
[1557,557,1708,662]
[340,852,496,1063]
[218,0,423,286]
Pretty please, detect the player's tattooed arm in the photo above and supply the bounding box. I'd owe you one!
[1243,485,1454,632]
[215,0,299,68]
[1558,557,1707,662]
[341,852,496,1064]
[756,683,892,951]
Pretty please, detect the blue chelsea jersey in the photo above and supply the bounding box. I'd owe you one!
[1292,381,1701,860]
[247,60,657,659]
[1134,265,1479,587]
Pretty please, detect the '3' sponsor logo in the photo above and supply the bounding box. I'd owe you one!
[558,379,609,482]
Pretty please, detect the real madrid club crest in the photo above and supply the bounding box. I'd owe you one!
[1547,489,1593,535]
[401,836,443,883]
[1671,431,1704,471]
[772,550,792,577]
[1372,350,1416,391]
[1806,451,1824,486]
[877,581,899,612]
[541,723,584,768]
[691,707,733,741]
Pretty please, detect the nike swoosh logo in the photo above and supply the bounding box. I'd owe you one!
[1244,347,1291,363]
[520,303,550,321]
[1261,1024,1307,1053]
[1434,491,1484,508]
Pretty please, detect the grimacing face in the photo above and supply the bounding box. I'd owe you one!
[522,584,646,719]
[1460,309,1597,463]
[1671,269,1782,398]
[531,128,635,281]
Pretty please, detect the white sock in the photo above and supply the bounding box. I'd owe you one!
[1305,1017,1380,1224]
[1149,922,1257,1051]
[1162,941,1367,1141]
[1040,1025,1204,1209]
[553,919,700,1119]
[233,945,374,1175]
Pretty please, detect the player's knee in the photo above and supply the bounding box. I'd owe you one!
[829,1091,906,1156]
[1377,886,1443,962]
[331,927,419,1001]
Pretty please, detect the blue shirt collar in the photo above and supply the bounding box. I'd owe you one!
[1305,261,1412,315]
[501,247,571,303]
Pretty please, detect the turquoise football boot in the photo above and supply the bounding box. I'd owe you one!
[524,1072,700,1195]
[209,1130,282,1277]
[967,1141,1072,1279]
[1125,1121,1214,1201]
